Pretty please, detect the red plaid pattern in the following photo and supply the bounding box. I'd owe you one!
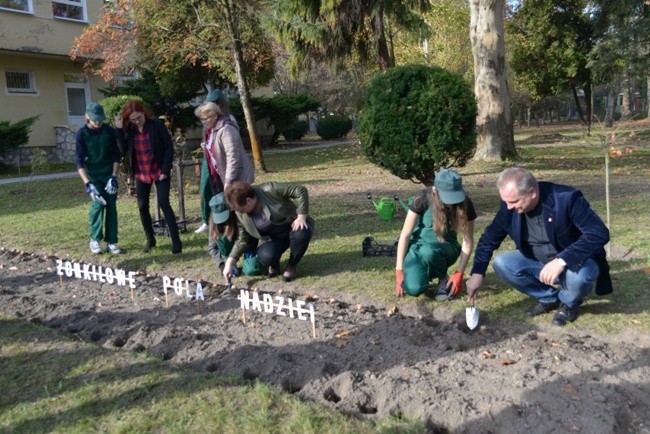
[133,126,161,183]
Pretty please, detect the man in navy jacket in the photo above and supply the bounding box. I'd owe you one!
[466,167,612,326]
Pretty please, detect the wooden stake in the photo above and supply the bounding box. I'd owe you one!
[165,292,169,308]
[312,321,316,339]
[130,287,134,301]
[59,275,63,287]
[241,308,246,324]
[197,299,201,315]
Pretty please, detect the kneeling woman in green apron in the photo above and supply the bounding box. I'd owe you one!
[208,192,258,276]
[395,169,476,299]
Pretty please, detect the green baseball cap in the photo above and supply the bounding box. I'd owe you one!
[206,89,224,102]
[209,193,230,224]
[434,169,465,205]
[86,102,106,122]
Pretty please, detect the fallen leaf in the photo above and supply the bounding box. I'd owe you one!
[630,319,641,325]
[356,304,363,311]
[562,383,576,395]
[335,339,348,348]
[551,342,568,348]
[9,266,18,271]
[278,289,283,295]
[500,358,516,365]
[328,298,336,304]
[335,330,353,338]
[403,372,410,378]
[387,305,398,316]
[482,351,496,359]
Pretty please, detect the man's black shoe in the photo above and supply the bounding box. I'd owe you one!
[552,303,578,326]
[525,300,560,317]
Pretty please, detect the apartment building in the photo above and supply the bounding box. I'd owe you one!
[1,0,109,160]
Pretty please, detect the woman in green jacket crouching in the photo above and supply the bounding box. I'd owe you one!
[223,181,315,283]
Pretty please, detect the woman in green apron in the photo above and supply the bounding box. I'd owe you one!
[395,169,476,299]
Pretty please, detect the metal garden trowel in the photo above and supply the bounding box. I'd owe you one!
[466,304,479,330]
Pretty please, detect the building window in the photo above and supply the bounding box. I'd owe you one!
[52,0,86,21]
[113,70,139,86]
[5,69,37,94]
[0,0,31,13]
[63,72,87,84]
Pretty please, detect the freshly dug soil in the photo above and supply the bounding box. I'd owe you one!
[1,247,649,433]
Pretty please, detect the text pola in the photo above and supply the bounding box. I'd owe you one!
[162,276,205,301]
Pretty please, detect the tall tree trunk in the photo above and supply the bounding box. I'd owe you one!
[647,76,650,118]
[571,86,587,129]
[385,19,396,67]
[223,0,266,173]
[371,10,392,71]
[469,0,515,160]
[620,76,631,120]
[585,81,593,132]
[605,87,615,128]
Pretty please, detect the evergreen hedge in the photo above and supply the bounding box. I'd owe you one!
[358,64,477,186]
[316,115,353,140]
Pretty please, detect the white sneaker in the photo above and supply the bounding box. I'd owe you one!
[194,223,209,234]
[106,244,121,254]
[90,240,102,254]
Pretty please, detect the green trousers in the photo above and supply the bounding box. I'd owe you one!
[199,158,213,225]
[401,238,460,297]
[89,180,118,244]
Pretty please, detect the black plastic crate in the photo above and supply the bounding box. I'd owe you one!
[152,219,187,237]
[362,236,398,257]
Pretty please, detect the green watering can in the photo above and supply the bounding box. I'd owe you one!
[394,195,414,212]
[367,193,397,221]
